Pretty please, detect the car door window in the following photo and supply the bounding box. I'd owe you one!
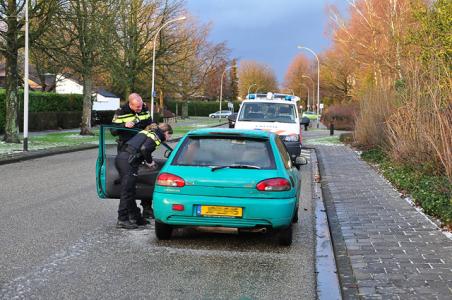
[275,137,292,169]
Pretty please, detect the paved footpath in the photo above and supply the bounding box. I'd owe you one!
[316,145,452,300]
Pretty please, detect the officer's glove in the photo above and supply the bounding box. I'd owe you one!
[145,161,158,170]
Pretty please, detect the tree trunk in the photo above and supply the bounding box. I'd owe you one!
[80,74,93,135]
[3,0,20,143]
[124,85,130,102]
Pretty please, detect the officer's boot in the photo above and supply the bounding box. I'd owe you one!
[141,199,154,224]
[129,207,146,226]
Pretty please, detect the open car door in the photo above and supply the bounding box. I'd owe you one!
[96,125,168,200]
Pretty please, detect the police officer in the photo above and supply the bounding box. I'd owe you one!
[112,93,153,151]
[115,123,173,229]
[112,93,154,222]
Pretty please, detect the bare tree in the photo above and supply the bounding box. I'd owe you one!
[238,60,278,98]
[0,0,59,142]
[283,54,311,102]
[105,0,185,100]
[39,0,116,135]
[162,18,229,100]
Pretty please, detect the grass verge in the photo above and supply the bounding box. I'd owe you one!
[304,135,341,145]
[0,119,226,154]
[362,148,452,229]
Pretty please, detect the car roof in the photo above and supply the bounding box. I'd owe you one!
[187,128,274,139]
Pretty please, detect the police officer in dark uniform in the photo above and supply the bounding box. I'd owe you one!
[112,93,153,151]
[111,93,154,222]
[115,123,173,229]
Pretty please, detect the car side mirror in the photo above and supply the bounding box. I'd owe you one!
[294,156,308,166]
[164,149,172,159]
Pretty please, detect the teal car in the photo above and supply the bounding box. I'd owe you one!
[152,128,306,246]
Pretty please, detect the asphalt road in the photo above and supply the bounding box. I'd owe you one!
[0,142,316,299]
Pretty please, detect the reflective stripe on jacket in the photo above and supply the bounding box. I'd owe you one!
[125,129,162,164]
[138,130,161,146]
[112,111,152,124]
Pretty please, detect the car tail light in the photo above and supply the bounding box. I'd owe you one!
[157,173,185,187]
[172,204,185,211]
[256,178,291,191]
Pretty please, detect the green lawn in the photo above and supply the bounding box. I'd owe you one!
[0,117,226,155]
[303,135,341,145]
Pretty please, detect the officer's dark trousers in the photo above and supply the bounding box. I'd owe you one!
[115,152,141,221]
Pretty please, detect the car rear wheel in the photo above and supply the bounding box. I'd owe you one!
[278,224,293,246]
[155,221,173,240]
[292,207,299,223]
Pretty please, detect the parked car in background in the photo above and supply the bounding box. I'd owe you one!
[228,113,238,128]
[301,111,319,120]
[209,110,232,118]
[152,128,307,246]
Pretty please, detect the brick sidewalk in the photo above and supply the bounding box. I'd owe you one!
[316,145,452,299]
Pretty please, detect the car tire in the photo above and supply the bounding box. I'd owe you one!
[155,221,173,240]
[278,224,293,246]
[292,207,299,223]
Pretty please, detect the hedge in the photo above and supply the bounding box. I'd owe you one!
[164,100,241,116]
[16,111,82,131]
[0,90,83,132]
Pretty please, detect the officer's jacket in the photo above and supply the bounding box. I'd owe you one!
[111,103,153,145]
[125,129,165,164]
[112,103,152,128]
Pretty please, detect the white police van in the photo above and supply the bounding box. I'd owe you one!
[235,92,302,158]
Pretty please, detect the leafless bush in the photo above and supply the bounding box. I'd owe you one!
[322,103,359,130]
[385,60,452,179]
[354,88,395,148]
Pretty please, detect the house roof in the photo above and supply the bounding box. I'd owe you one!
[0,63,56,92]
[96,88,119,98]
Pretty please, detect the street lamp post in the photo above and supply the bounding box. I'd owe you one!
[150,16,186,119]
[302,75,314,110]
[255,86,261,94]
[219,65,232,119]
[23,0,29,151]
[298,46,320,127]
[247,83,256,97]
[302,83,310,109]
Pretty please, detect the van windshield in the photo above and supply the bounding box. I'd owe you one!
[238,102,297,123]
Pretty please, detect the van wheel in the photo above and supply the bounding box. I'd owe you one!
[155,221,172,240]
[278,224,293,246]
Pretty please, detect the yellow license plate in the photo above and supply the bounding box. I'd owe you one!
[199,206,243,217]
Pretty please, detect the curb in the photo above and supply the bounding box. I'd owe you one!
[0,143,99,166]
[315,146,359,299]
[0,122,227,166]
[311,149,342,300]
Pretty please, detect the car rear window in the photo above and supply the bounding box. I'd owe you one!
[172,136,276,169]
